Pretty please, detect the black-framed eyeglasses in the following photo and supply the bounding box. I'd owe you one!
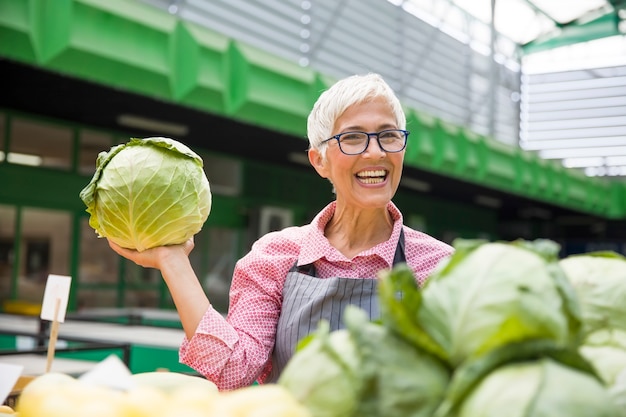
[320,129,409,155]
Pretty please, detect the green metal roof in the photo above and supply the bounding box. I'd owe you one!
[0,0,625,218]
[521,0,624,54]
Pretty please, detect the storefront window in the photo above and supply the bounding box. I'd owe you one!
[192,227,238,314]
[17,208,71,303]
[79,218,166,309]
[199,152,241,196]
[0,205,16,301]
[79,130,115,175]
[77,218,120,309]
[124,287,160,308]
[123,258,162,308]
[10,117,72,170]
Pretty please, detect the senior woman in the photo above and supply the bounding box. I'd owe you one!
[108,73,453,390]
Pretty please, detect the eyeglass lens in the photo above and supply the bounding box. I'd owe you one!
[338,130,406,155]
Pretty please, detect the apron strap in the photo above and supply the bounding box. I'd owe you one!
[268,228,408,382]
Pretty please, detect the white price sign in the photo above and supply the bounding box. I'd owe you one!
[40,274,72,323]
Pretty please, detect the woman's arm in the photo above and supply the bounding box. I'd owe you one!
[107,239,209,339]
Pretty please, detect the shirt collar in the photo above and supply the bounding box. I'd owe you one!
[298,201,404,267]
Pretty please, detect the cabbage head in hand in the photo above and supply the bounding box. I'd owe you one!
[80,137,211,252]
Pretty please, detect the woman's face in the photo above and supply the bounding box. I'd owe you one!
[309,97,405,210]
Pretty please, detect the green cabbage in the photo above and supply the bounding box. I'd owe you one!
[343,306,450,417]
[279,307,451,417]
[278,322,361,417]
[559,252,626,335]
[580,329,626,386]
[610,369,626,414]
[380,240,581,367]
[558,252,626,414]
[79,137,211,252]
[457,358,621,417]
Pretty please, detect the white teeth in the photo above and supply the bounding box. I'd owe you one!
[357,170,386,178]
[359,177,384,184]
[356,170,386,184]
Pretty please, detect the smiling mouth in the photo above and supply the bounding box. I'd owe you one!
[356,169,387,184]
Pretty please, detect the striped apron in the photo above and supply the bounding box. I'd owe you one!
[267,230,406,381]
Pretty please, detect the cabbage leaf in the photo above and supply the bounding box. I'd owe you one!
[417,239,581,366]
[457,358,621,417]
[560,252,626,335]
[344,306,450,417]
[278,322,361,417]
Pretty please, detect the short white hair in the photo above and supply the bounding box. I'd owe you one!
[307,73,406,157]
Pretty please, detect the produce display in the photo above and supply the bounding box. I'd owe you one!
[79,137,212,252]
[13,371,310,417]
[7,239,626,416]
[559,252,626,410]
[0,405,15,416]
[279,239,626,417]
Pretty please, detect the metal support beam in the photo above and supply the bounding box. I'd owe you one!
[523,0,560,26]
[488,0,497,139]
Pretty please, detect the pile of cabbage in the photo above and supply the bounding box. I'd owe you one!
[80,137,212,252]
[278,239,626,417]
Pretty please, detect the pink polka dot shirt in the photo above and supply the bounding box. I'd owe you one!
[179,201,454,390]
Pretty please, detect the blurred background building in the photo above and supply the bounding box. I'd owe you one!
[0,0,625,312]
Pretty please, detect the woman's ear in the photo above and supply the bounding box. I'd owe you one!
[308,148,328,178]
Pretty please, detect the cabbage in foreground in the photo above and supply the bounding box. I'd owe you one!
[278,322,361,417]
[79,137,211,252]
[457,358,621,417]
[559,252,626,335]
[580,329,626,386]
[416,240,581,366]
[343,306,450,417]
